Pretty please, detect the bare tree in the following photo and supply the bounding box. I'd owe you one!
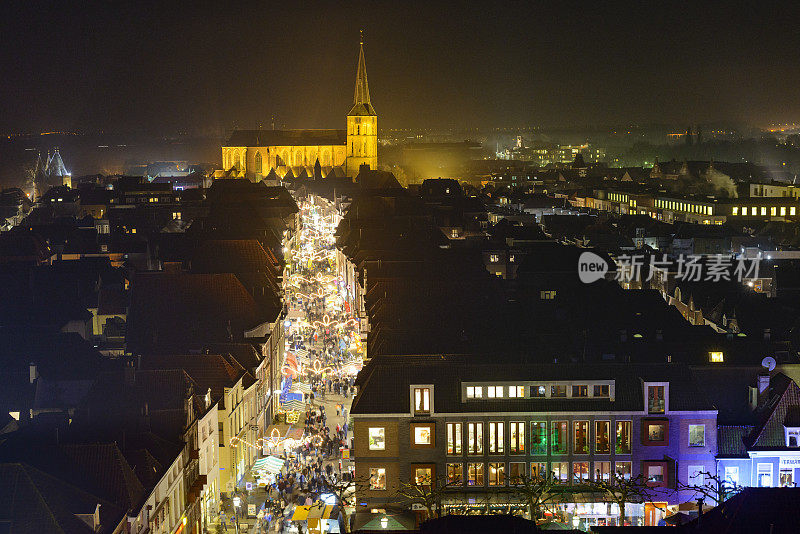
[392,474,462,520]
[678,469,742,506]
[505,472,557,521]
[321,475,370,533]
[591,471,658,525]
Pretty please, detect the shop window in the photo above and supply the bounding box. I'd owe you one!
[414,465,434,486]
[572,385,588,398]
[595,461,611,481]
[368,427,385,450]
[488,422,504,454]
[552,421,568,454]
[616,421,631,454]
[615,461,632,480]
[488,385,504,398]
[467,463,484,486]
[530,385,546,398]
[642,419,669,446]
[446,423,462,455]
[369,467,386,490]
[509,462,526,485]
[411,423,435,449]
[488,462,505,486]
[780,468,794,487]
[446,463,463,485]
[466,386,482,399]
[593,384,610,397]
[531,422,547,455]
[552,461,569,483]
[689,424,705,447]
[647,385,666,414]
[412,386,431,414]
[467,422,484,455]
[574,421,589,454]
[644,461,668,487]
[758,463,772,487]
[595,421,610,453]
[551,385,567,398]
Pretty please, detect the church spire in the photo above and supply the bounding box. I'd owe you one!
[353,30,371,108]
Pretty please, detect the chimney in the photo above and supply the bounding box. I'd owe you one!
[29,363,38,384]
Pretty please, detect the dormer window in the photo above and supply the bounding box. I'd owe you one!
[647,385,665,414]
[487,386,504,398]
[709,351,724,363]
[411,386,432,415]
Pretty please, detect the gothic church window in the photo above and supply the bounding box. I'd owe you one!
[254,152,262,173]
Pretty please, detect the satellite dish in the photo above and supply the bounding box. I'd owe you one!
[761,356,776,372]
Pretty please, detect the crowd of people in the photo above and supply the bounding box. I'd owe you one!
[243,199,362,534]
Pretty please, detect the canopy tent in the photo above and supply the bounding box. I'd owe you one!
[283,399,307,412]
[252,455,285,474]
[292,381,312,394]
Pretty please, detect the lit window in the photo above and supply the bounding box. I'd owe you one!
[615,421,631,454]
[572,385,588,398]
[447,463,463,485]
[646,463,665,485]
[488,462,505,486]
[413,387,430,414]
[595,421,610,453]
[509,422,525,454]
[551,385,566,397]
[530,385,546,397]
[596,461,611,481]
[530,422,547,455]
[552,421,568,454]
[758,463,772,487]
[593,384,609,397]
[466,386,483,399]
[647,385,665,413]
[761,207,767,216]
[574,421,589,454]
[488,422,504,454]
[447,423,462,455]
[509,462,526,485]
[688,466,705,487]
[573,461,590,483]
[788,428,800,448]
[615,461,632,480]
[792,207,797,216]
[732,207,738,215]
[771,207,777,216]
[369,467,386,490]
[689,424,705,447]
[467,422,483,455]
[487,386,503,398]
[507,385,524,398]
[414,466,433,486]
[368,427,385,450]
[467,463,484,486]
[531,462,547,480]
[781,207,787,216]
[552,461,569,483]
[709,351,724,363]
[540,290,557,300]
[413,424,433,447]
[489,254,500,263]
[725,466,739,486]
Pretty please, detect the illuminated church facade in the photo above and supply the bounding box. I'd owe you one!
[219,38,377,180]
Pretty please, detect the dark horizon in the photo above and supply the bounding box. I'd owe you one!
[2,1,800,134]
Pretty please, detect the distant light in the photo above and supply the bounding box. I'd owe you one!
[233,497,241,507]
[380,517,389,529]
[283,319,292,328]
[182,517,187,526]
[747,281,754,287]
[319,493,337,505]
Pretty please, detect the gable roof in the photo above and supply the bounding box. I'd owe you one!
[748,373,800,449]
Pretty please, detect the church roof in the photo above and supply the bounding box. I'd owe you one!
[348,37,376,116]
[225,129,345,147]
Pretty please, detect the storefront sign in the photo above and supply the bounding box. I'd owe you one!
[779,457,800,467]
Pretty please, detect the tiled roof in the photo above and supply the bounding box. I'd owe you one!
[352,357,714,415]
[190,239,273,274]
[60,443,145,510]
[137,353,242,400]
[0,462,125,534]
[749,373,800,449]
[717,425,753,457]
[127,272,265,353]
[682,487,800,533]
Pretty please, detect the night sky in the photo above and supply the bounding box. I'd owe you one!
[2,1,800,134]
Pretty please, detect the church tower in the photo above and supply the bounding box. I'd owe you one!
[346,32,377,178]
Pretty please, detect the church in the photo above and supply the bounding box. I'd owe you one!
[218,37,377,181]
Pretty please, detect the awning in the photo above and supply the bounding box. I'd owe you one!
[291,503,336,521]
[252,456,284,474]
[292,382,312,394]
